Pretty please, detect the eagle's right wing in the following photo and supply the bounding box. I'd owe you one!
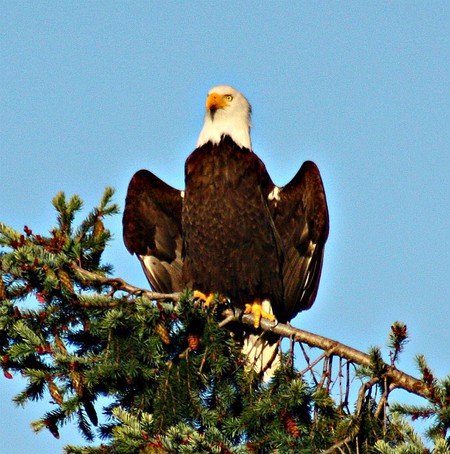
[123,170,183,293]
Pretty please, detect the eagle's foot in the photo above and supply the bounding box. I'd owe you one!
[244,299,276,328]
[193,290,215,308]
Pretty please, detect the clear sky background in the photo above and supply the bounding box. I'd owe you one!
[1,2,449,452]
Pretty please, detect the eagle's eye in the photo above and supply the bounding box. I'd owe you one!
[224,94,233,102]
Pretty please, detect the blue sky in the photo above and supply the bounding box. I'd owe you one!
[1,2,449,452]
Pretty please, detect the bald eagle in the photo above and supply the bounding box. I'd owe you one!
[123,85,329,380]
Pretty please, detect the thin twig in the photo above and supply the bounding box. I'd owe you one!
[218,314,236,328]
[320,436,353,454]
[343,361,351,412]
[299,352,326,380]
[298,341,321,385]
[318,356,330,390]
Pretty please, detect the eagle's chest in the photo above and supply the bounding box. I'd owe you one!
[181,139,282,303]
[184,146,261,230]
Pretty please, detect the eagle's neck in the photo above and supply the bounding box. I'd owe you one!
[196,110,252,150]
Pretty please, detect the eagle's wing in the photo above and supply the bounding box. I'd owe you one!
[123,169,183,293]
[268,161,329,322]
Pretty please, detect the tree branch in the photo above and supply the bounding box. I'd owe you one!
[70,264,180,302]
[65,267,432,402]
[221,308,433,401]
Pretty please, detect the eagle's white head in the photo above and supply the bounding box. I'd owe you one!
[196,85,252,150]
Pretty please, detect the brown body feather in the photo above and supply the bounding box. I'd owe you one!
[182,135,284,310]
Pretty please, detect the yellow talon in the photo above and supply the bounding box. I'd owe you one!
[244,299,275,328]
[193,290,207,300]
[193,290,215,308]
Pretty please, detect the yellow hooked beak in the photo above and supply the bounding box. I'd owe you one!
[206,92,230,111]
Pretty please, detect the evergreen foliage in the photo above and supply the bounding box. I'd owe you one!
[0,190,449,453]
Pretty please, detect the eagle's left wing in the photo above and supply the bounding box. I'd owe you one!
[267,161,329,322]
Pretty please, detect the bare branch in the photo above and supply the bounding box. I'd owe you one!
[222,308,434,401]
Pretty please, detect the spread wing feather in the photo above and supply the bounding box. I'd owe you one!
[123,169,183,293]
[268,161,329,322]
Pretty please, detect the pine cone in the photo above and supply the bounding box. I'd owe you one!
[282,411,300,438]
[93,218,105,238]
[0,279,6,300]
[154,322,170,345]
[46,418,60,439]
[3,369,13,379]
[58,269,74,293]
[3,355,13,379]
[0,262,7,300]
[187,333,201,351]
[70,369,84,397]
[48,379,64,405]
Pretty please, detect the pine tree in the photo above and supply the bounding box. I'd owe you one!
[0,189,449,453]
